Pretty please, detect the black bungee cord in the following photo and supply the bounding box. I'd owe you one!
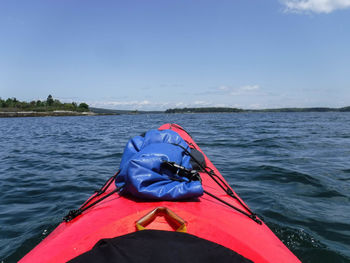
[63,125,262,225]
[63,171,120,222]
[172,143,262,225]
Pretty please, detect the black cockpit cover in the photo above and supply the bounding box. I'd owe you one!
[69,230,253,263]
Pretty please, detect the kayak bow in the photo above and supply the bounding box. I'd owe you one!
[20,123,300,263]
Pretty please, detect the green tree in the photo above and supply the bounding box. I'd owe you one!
[46,95,54,106]
[63,103,74,111]
[78,102,89,111]
[53,99,61,108]
[36,100,43,107]
[71,102,77,110]
[5,98,14,107]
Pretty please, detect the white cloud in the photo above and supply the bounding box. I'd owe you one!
[215,84,261,96]
[193,100,213,106]
[248,103,263,109]
[90,100,153,109]
[89,100,221,111]
[218,85,230,91]
[240,85,260,91]
[175,102,185,107]
[88,85,261,110]
[283,0,350,13]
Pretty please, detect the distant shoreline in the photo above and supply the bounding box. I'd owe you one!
[165,106,350,114]
[0,111,118,118]
[1,106,350,118]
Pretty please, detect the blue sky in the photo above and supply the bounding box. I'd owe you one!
[1,0,350,110]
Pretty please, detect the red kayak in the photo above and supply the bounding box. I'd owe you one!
[20,123,300,263]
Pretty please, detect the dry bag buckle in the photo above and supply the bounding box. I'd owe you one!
[161,161,201,182]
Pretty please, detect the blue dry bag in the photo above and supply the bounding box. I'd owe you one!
[116,129,203,200]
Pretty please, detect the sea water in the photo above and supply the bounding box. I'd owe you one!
[1,113,349,262]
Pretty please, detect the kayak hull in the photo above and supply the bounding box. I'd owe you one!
[20,123,300,263]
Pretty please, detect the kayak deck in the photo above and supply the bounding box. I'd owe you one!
[20,123,300,263]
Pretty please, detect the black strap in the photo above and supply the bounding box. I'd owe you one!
[63,125,262,225]
[63,187,121,222]
[63,171,120,222]
[204,190,261,224]
[172,143,262,225]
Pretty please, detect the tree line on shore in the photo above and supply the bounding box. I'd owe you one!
[165,106,350,113]
[0,95,89,112]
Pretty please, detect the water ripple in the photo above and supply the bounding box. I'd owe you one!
[1,113,350,263]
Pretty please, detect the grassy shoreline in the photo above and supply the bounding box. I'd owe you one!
[0,110,117,118]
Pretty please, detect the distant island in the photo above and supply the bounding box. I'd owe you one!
[0,95,115,118]
[1,95,89,112]
[1,96,350,118]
